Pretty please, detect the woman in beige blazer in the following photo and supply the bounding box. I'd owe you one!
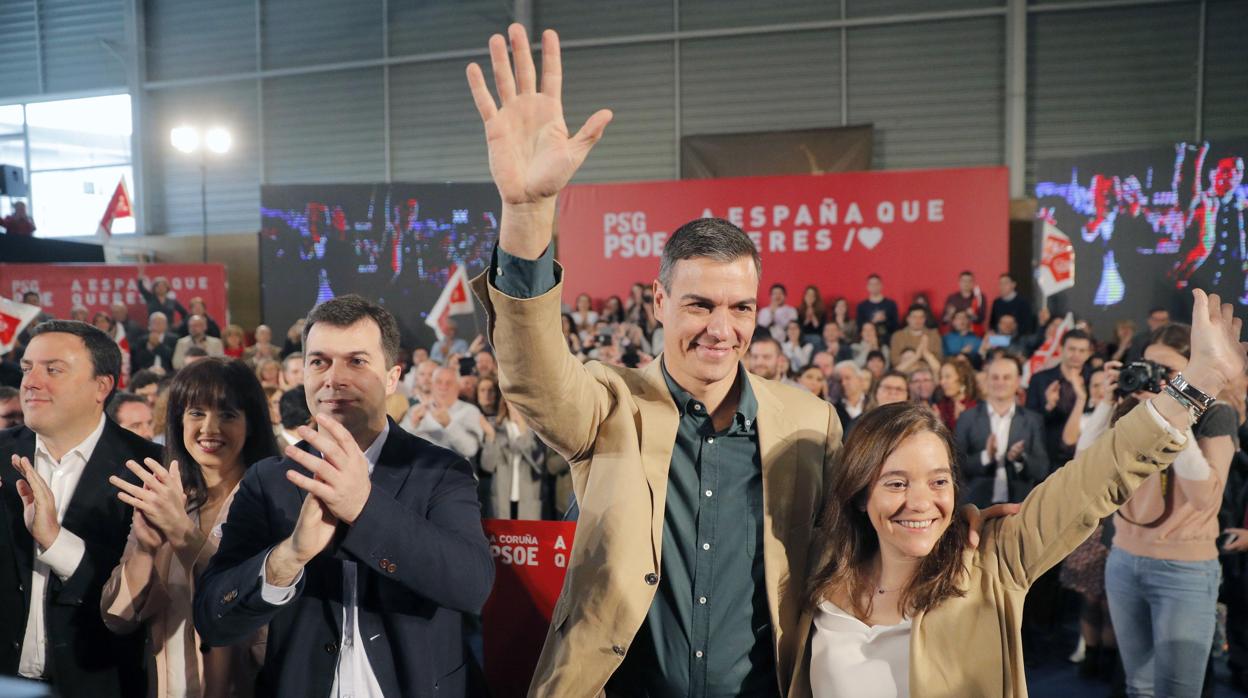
[102,358,279,697]
[801,290,1242,698]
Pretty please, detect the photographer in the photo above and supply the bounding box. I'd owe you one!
[1101,323,1238,697]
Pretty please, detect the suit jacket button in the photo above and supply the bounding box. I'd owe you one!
[644,573,658,585]
[387,563,397,574]
[325,642,338,654]
[379,558,390,570]
[612,645,626,657]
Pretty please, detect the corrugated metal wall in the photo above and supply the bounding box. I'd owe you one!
[1025,3,1200,186]
[0,0,1240,235]
[849,17,1005,170]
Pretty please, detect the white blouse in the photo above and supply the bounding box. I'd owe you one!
[810,600,912,698]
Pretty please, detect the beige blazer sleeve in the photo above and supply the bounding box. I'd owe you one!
[989,402,1185,589]
[100,531,171,635]
[471,266,615,463]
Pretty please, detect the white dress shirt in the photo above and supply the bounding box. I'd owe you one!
[409,400,484,460]
[981,403,1018,504]
[18,414,106,679]
[810,600,911,698]
[758,304,798,341]
[260,422,390,698]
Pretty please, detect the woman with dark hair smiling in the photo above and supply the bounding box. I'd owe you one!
[101,358,279,697]
[802,290,1244,697]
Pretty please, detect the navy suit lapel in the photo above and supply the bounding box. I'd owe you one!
[369,419,414,499]
[1,428,37,606]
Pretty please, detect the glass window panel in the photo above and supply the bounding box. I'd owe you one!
[26,94,131,170]
[30,166,134,238]
[0,104,22,135]
[0,135,24,172]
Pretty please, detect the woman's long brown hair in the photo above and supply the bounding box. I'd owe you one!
[806,403,970,620]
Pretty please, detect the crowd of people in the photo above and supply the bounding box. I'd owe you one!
[0,23,1246,698]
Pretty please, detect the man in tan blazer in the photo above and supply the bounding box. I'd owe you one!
[466,26,841,697]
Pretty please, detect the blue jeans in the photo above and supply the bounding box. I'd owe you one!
[1104,547,1220,698]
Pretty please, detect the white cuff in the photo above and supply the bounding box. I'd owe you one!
[981,449,992,466]
[1144,399,1191,443]
[259,548,302,605]
[37,529,86,581]
[1171,435,1212,481]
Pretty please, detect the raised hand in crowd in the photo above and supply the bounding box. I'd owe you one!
[467,24,612,258]
[8,454,60,549]
[1044,379,1062,412]
[468,334,487,355]
[479,413,496,442]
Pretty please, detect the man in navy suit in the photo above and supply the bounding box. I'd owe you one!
[955,353,1050,507]
[193,295,494,697]
[1,320,159,697]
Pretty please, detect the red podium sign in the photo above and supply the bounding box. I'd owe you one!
[481,519,576,697]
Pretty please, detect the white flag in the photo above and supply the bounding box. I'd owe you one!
[425,265,475,341]
[0,297,42,355]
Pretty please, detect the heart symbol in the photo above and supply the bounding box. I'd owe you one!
[856,227,883,250]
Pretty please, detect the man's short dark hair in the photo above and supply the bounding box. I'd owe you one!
[0,386,18,401]
[959,270,974,278]
[999,273,1016,282]
[986,351,1024,374]
[22,291,39,303]
[130,369,162,392]
[1148,307,1169,317]
[279,385,313,430]
[867,273,881,282]
[28,320,121,392]
[658,218,761,291]
[770,283,787,295]
[906,304,927,317]
[302,294,401,368]
[106,391,147,421]
[184,346,210,359]
[750,335,782,352]
[1061,329,1092,346]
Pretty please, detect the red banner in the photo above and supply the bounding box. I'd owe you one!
[481,519,576,698]
[557,167,1009,309]
[0,263,229,328]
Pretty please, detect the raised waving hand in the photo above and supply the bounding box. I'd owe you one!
[466,24,612,258]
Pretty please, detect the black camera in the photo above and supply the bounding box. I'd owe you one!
[1115,359,1169,396]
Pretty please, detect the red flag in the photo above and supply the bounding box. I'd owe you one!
[97,178,133,237]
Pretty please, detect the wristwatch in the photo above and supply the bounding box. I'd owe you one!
[1163,373,1216,421]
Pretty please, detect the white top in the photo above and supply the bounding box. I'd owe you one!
[261,422,390,698]
[981,402,1019,503]
[409,400,485,460]
[811,600,912,698]
[19,414,106,679]
[758,304,798,341]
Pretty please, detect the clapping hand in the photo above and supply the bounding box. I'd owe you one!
[282,414,374,525]
[8,455,61,550]
[109,458,196,551]
[1006,440,1025,462]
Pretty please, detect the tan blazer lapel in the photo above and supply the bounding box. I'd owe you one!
[748,374,802,674]
[636,355,680,571]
